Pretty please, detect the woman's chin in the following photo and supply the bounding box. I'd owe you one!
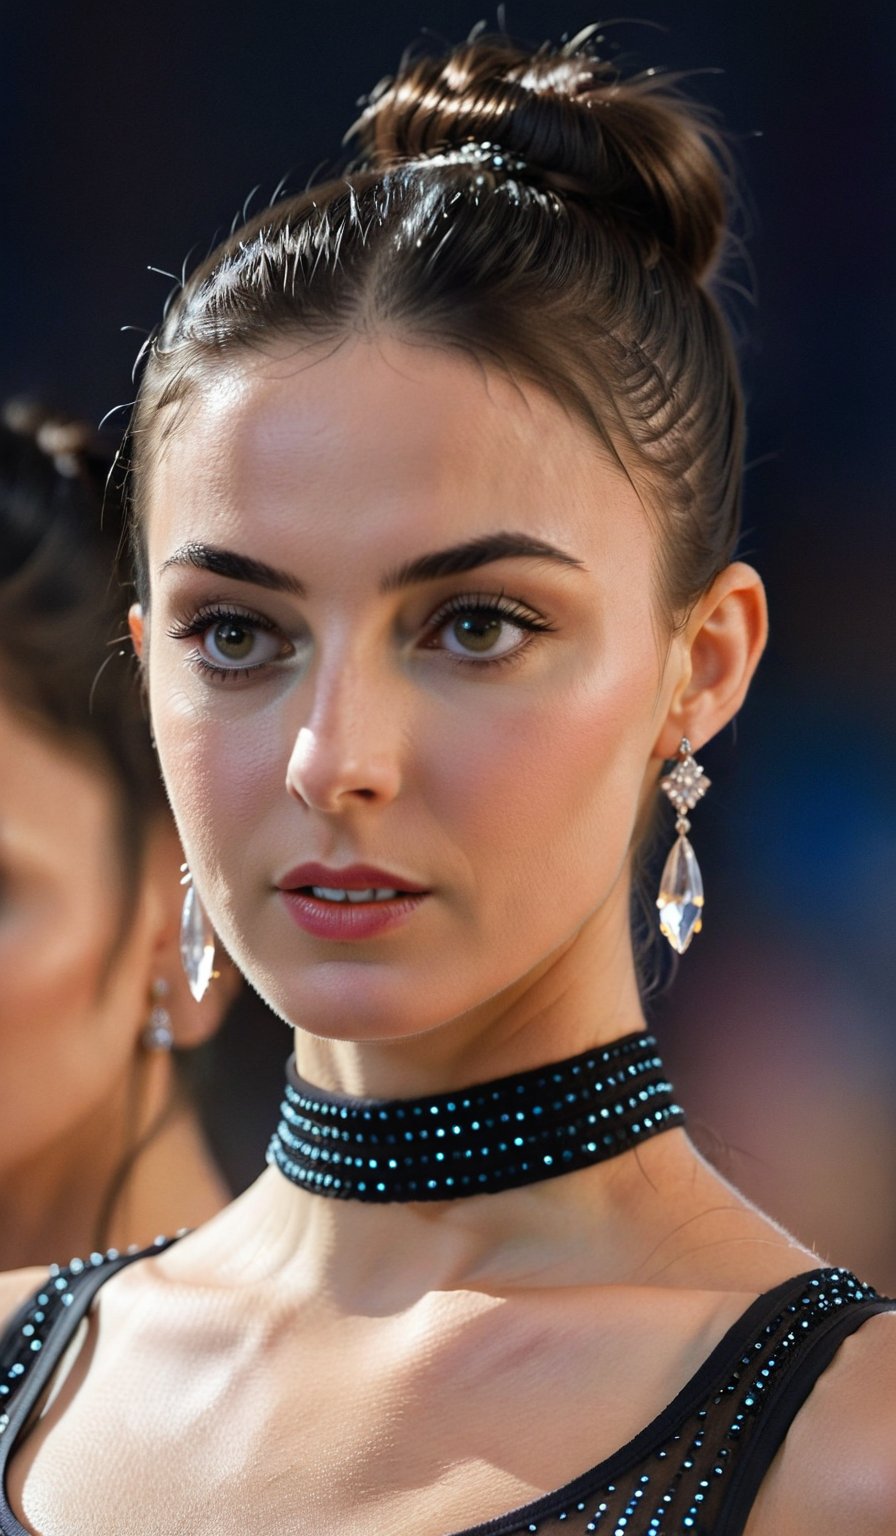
[252,965,461,1046]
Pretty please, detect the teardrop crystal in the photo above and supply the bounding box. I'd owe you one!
[180,881,216,1002]
[656,833,705,955]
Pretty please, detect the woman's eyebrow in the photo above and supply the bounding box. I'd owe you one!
[159,543,306,595]
[381,533,586,591]
[159,532,585,595]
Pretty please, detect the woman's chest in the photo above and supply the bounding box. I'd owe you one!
[4,1286,741,1536]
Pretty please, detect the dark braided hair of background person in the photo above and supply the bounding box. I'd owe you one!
[1,401,168,894]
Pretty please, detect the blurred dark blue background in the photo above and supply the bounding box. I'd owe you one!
[5,0,895,1282]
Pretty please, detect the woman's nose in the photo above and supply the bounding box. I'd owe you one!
[285,663,404,813]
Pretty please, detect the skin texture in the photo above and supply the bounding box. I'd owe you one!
[136,337,765,1094]
[1,337,892,1536]
[0,695,231,1266]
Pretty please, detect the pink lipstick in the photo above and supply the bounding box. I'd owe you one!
[276,863,429,941]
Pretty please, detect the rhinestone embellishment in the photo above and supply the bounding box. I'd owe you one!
[142,977,174,1051]
[657,740,710,955]
[418,139,529,177]
[659,743,711,815]
[267,1032,685,1203]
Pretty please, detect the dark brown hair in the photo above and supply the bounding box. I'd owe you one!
[129,30,744,630]
[1,403,167,876]
[0,405,220,1242]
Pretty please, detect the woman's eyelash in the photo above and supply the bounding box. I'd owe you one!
[165,604,276,643]
[421,592,556,671]
[165,593,554,683]
[183,651,259,684]
[167,595,554,645]
[166,605,285,685]
[427,592,556,634]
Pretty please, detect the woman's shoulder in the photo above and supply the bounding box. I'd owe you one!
[749,1307,896,1536]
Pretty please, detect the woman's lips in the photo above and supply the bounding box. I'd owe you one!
[279,890,428,941]
[276,863,430,941]
[276,862,428,894]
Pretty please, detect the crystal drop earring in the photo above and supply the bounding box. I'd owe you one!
[656,737,711,955]
[179,864,216,1003]
[141,977,174,1051]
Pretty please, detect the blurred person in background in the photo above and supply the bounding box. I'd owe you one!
[0,404,235,1269]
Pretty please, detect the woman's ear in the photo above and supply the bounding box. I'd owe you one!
[653,561,768,758]
[128,603,144,659]
[141,820,242,1051]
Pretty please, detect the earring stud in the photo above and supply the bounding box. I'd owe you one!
[141,977,174,1051]
[656,738,710,955]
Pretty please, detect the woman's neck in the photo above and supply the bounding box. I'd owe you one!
[292,917,647,1101]
[158,921,809,1307]
[169,1119,717,1317]
[170,934,694,1309]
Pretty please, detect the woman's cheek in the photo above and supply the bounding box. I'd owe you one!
[151,665,271,852]
[429,665,651,919]
[485,648,653,826]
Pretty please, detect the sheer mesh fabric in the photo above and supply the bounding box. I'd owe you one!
[0,1252,892,1536]
[450,1269,894,1536]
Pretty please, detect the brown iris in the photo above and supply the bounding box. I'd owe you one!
[452,613,502,652]
[212,620,255,661]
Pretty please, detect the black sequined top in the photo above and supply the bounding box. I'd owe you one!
[0,1247,892,1535]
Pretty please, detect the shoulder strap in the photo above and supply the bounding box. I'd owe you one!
[715,1291,896,1536]
[0,1240,178,1482]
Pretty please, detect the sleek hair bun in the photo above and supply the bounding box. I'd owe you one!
[353,34,727,281]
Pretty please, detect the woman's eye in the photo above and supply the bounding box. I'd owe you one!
[434,605,540,660]
[201,617,288,670]
[166,608,294,677]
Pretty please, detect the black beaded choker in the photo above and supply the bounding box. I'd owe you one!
[266,1030,685,1202]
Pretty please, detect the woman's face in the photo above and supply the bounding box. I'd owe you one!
[0,700,161,1174]
[141,338,679,1043]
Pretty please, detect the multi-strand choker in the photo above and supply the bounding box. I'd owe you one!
[267,1030,685,1203]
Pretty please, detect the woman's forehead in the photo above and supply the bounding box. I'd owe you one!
[147,337,643,578]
